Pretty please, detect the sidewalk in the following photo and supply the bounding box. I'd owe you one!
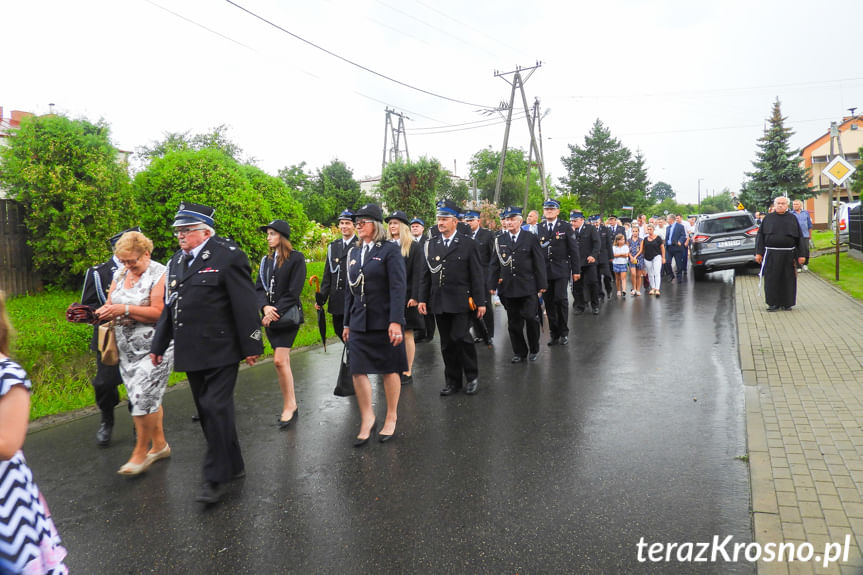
[737,272,863,574]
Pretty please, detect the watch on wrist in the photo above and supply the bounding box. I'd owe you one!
[124,305,130,317]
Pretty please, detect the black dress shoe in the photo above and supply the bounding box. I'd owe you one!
[195,481,225,504]
[96,422,113,446]
[232,469,246,480]
[465,379,479,395]
[400,374,413,385]
[353,418,376,447]
[528,353,539,362]
[378,426,395,443]
[192,414,200,422]
[473,336,484,343]
[767,305,780,312]
[782,306,793,310]
[592,306,600,315]
[573,306,585,315]
[511,355,526,364]
[559,336,569,345]
[547,337,559,347]
[440,384,459,396]
[278,408,298,429]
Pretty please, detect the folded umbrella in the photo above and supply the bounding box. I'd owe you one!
[309,275,327,352]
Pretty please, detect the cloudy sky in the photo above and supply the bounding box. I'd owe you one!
[3,0,861,205]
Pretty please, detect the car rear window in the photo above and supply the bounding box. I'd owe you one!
[698,215,754,234]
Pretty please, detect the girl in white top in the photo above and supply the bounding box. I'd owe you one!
[611,233,630,297]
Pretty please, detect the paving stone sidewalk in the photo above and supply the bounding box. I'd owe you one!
[737,272,863,575]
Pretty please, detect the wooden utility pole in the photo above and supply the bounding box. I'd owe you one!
[492,62,546,206]
[382,108,410,174]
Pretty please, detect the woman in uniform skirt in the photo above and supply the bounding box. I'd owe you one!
[256,220,306,428]
[385,210,424,385]
[343,204,407,445]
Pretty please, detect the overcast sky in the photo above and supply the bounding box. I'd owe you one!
[3,0,862,205]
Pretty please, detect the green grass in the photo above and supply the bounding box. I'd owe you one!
[7,262,334,420]
[811,229,839,251]
[808,253,863,301]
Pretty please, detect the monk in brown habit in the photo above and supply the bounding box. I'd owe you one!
[755,196,805,311]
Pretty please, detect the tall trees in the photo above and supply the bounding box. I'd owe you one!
[739,99,812,211]
[286,159,367,226]
[0,114,135,287]
[468,147,547,209]
[649,181,675,203]
[378,157,442,227]
[559,119,650,218]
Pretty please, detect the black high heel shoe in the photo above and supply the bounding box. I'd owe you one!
[278,408,299,429]
[378,428,395,443]
[353,418,376,447]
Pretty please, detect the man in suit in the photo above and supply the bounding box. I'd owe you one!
[418,200,486,396]
[316,209,359,342]
[569,211,602,315]
[607,216,626,240]
[410,217,426,245]
[464,209,495,346]
[538,199,580,346]
[150,202,263,505]
[522,210,540,235]
[591,215,614,299]
[489,207,548,363]
[81,227,139,445]
[664,213,687,282]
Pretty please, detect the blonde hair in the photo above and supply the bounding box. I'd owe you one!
[0,291,12,357]
[615,233,626,245]
[114,231,154,258]
[389,221,413,258]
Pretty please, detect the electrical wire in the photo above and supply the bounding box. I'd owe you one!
[224,0,497,109]
[411,115,532,136]
[143,0,254,50]
[412,113,527,131]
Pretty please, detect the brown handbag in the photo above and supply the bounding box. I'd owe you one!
[98,321,119,366]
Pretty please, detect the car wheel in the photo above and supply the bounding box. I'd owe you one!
[693,267,707,281]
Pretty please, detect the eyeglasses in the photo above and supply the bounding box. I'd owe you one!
[174,227,207,237]
[118,257,140,266]
[355,220,375,227]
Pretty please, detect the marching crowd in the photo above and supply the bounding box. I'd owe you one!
[0,194,809,572]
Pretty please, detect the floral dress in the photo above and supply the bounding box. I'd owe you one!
[629,236,644,270]
[110,261,174,416]
[0,359,68,574]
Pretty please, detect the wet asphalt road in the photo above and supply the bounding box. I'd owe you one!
[25,271,753,574]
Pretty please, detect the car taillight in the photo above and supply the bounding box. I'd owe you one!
[745,228,758,236]
[692,234,710,243]
[840,219,847,231]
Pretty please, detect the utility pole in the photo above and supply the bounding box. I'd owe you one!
[381,108,410,175]
[827,121,847,281]
[697,178,703,213]
[491,62,545,207]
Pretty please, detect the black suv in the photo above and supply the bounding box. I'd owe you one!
[689,211,759,280]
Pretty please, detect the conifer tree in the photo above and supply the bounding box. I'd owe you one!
[739,99,812,211]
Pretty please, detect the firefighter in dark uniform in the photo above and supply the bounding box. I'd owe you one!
[410,217,435,343]
[81,227,139,445]
[316,209,359,342]
[569,211,602,315]
[464,209,495,345]
[489,207,548,363]
[150,202,263,505]
[418,200,487,396]
[592,215,614,299]
[537,199,580,346]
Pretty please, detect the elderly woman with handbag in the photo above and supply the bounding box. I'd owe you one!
[255,220,306,429]
[95,231,174,476]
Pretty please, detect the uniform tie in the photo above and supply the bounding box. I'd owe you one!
[362,244,370,265]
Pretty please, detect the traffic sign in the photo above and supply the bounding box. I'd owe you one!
[824,156,856,186]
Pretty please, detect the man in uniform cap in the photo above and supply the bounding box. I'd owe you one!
[569,211,602,315]
[590,215,614,299]
[489,207,548,362]
[463,209,495,345]
[151,202,263,504]
[81,226,140,445]
[317,209,360,342]
[410,217,427,245]
[537,199,580,346]
[418,200,487,395]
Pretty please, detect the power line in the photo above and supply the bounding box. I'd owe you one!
[412,113,527,131]
[413,0,523,59]
[143,0,254,50]
[411,115,529,136]
[224,0,496,109]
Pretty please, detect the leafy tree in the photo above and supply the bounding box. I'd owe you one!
[135,125,245,165]
[436,172,470,205]
[739,99,812,211]
[851,146,863,198]
[699,189,735,214]
[649,181,675,203]
[378,157,442,226]
[559,119,648,219]
[133,148,272,262]
[0,114,135,287]
[292,159,366,225]
[278,162,312,193]
[239,164,311,249]
[468,146,546,210]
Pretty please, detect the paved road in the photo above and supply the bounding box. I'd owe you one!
[25,273,752,574]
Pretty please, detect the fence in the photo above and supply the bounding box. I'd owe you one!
[850,204,862,254]
[0,199,42,296]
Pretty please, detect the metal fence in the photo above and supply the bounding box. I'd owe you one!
[850,204,862,253]
[0,199,42,295]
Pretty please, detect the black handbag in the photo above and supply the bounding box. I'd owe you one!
[271,304,304,329]
[333,346,355,397]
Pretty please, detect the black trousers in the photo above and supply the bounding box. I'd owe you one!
[471,304,495,340]
[187,364,244,485]
[503,295,540,357]
[572,265,600,309]
[599,263,614,296]
[545,277,570,338]
[423,313,436,341]
[435,312,478,386]
[92,351,122,424]
[332,313,345,343]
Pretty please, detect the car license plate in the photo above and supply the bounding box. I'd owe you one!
[716,240,741,248]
